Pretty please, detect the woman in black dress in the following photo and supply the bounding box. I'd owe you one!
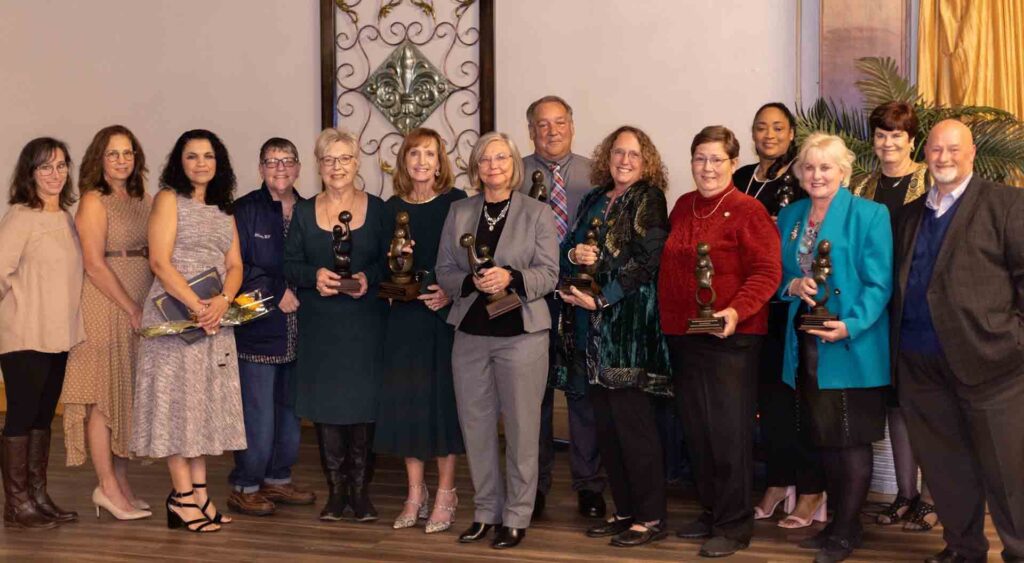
[284,128,390,523]
[734,103,826,529]
[375,128,466,534]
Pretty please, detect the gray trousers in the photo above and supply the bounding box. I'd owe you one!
[452,330,548,529]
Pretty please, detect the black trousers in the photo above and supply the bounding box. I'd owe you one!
[899,349,1024,560]
[589,384,665,522]
[538,387,604,494]
[757,303,825,493]
[669,334,761,543]
[0,350,68,437]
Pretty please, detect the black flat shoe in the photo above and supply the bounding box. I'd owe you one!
[458,521,496,543]
[610,522,668,547]
[586,515,634,538]
[699,536,749,558]
[924,548,987,563]
[491,526,526,549]
[814,535,858,562]
[577,490,606,518]
[798,523,834,549]
[532,491,546,519]
[676,518,712,539]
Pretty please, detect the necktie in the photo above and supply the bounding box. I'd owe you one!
[549,164,569,242]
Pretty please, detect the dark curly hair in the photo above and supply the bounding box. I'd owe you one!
[8,137,77,210]
[589,125,668,192]
[79,125,148,198]
[160,129,235,212]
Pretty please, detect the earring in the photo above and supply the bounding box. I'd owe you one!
[435,169,440,177]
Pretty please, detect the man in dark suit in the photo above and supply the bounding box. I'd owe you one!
[892,119,1024,563]
[517,95,606,520]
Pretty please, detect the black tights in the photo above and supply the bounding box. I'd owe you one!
[887,406,922,499]
[820,444,872,538]
[0,350,68,437]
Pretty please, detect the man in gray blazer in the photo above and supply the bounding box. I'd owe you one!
[517,95,606,519]
[892,119,1024,563]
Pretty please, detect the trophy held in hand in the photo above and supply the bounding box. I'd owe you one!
[460,233,522,319]
[528,170,548,202]
[559,217,603,296]
[798,239,839,331]
[379,211,420,301]
[332,210,362,293]
[687,242,726,333]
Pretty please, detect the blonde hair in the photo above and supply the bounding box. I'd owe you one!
[796,132,855,186]
[467,132,523,190]
[314,128,359,161]
[392,128,455,198]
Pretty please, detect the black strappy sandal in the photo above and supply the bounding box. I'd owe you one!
[876,495,917,525]
[193,483,232,524]
[166,490,219,533]
[903,500,938,532]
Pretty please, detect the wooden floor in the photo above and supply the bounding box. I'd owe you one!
[0,421,1006,562]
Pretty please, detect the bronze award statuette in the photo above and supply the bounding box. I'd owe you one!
[798,239,839,331]
[559,217,603,296]
[528,170,548,202]
[687,242,726,333]
[378,211,420,301]
[776,172,796,211]
[460,233,522,319]
[332,210,363,294]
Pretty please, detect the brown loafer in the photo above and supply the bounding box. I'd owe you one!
[260,483,316,506]
[227,490,275,516]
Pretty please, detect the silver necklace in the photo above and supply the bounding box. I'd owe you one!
[745,173,770,200]
[692,188,734,220]
[882,174,909,189]
[483,198,511,231]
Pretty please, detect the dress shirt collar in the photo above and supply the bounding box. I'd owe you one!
[925,173,971,217]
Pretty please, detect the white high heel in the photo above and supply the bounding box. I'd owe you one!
[93,487,152,520]
[754,485,795,519]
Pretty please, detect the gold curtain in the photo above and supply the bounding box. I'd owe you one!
[917,0,1024,120]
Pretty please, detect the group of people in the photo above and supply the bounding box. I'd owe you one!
[0,93,1021,563]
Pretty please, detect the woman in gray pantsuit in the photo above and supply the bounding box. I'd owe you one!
[435,131,558,550]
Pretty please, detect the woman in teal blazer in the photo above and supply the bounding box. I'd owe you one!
[775,133,892,562]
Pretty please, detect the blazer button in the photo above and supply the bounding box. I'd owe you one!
[834,288,841,295]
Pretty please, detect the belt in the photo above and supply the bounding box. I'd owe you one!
[105,247,149,258]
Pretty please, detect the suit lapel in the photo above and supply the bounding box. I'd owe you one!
[816,187,852,250]
[931,176,983,276]
[492,191,523,265]
[896,199,925,293]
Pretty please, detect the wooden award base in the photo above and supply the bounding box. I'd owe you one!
[337,277,362,293]
[798,311,838,331]
[687,316,725,334]
[558,276,599,296]
[378,280,420,302]
[486,291,522,319]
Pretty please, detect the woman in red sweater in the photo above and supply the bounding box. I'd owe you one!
[657,126,781,558]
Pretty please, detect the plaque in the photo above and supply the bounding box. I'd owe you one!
[460,233,522,319]
[379,211,420,301]
[332,210,362,293]
[798,239,839,331]
[687,242,726,333]
[528,170,548,202]
[559,217,603,296]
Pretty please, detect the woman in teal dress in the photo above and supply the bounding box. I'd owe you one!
[374,128,466,534]
[284,128,390,523]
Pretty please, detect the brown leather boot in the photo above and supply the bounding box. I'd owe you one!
[2,435,58,529]
[226,490,275,516]
[27,429,76,523]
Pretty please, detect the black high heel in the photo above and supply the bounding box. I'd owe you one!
[193,483,231,524]
[166,490,218,533]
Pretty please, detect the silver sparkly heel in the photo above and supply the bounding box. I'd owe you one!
[424,487,458,534]
[393,484,429,529]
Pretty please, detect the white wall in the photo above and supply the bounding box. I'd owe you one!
[495,0,814,207]
[0,0,322,216]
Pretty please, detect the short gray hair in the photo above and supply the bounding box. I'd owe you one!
[796,132,856,186]
[468,131,523,190]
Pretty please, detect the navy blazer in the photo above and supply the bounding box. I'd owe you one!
[777,187,893,389]
[233,184,305,358]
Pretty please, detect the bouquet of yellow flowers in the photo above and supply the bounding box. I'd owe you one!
[139,290,274,339]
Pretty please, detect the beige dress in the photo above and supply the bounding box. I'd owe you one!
[61,193,153,466]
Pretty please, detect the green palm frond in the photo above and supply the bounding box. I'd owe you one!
[854,57,920,112]
[798,56,1024,185]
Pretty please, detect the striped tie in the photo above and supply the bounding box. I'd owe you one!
[549,164,569,242]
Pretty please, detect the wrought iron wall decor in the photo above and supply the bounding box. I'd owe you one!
[320,0,495,196]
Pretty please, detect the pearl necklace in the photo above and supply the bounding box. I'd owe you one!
[692,188,734,220]
[483,198,511,231]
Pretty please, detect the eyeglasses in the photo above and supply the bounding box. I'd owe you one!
[611,148,642,162]
[692,156,729,168]
[36,162,69,176]
[320,155,355,168]
[262,157,299,169]
[479,153,511,167]
[104,150,135,162]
